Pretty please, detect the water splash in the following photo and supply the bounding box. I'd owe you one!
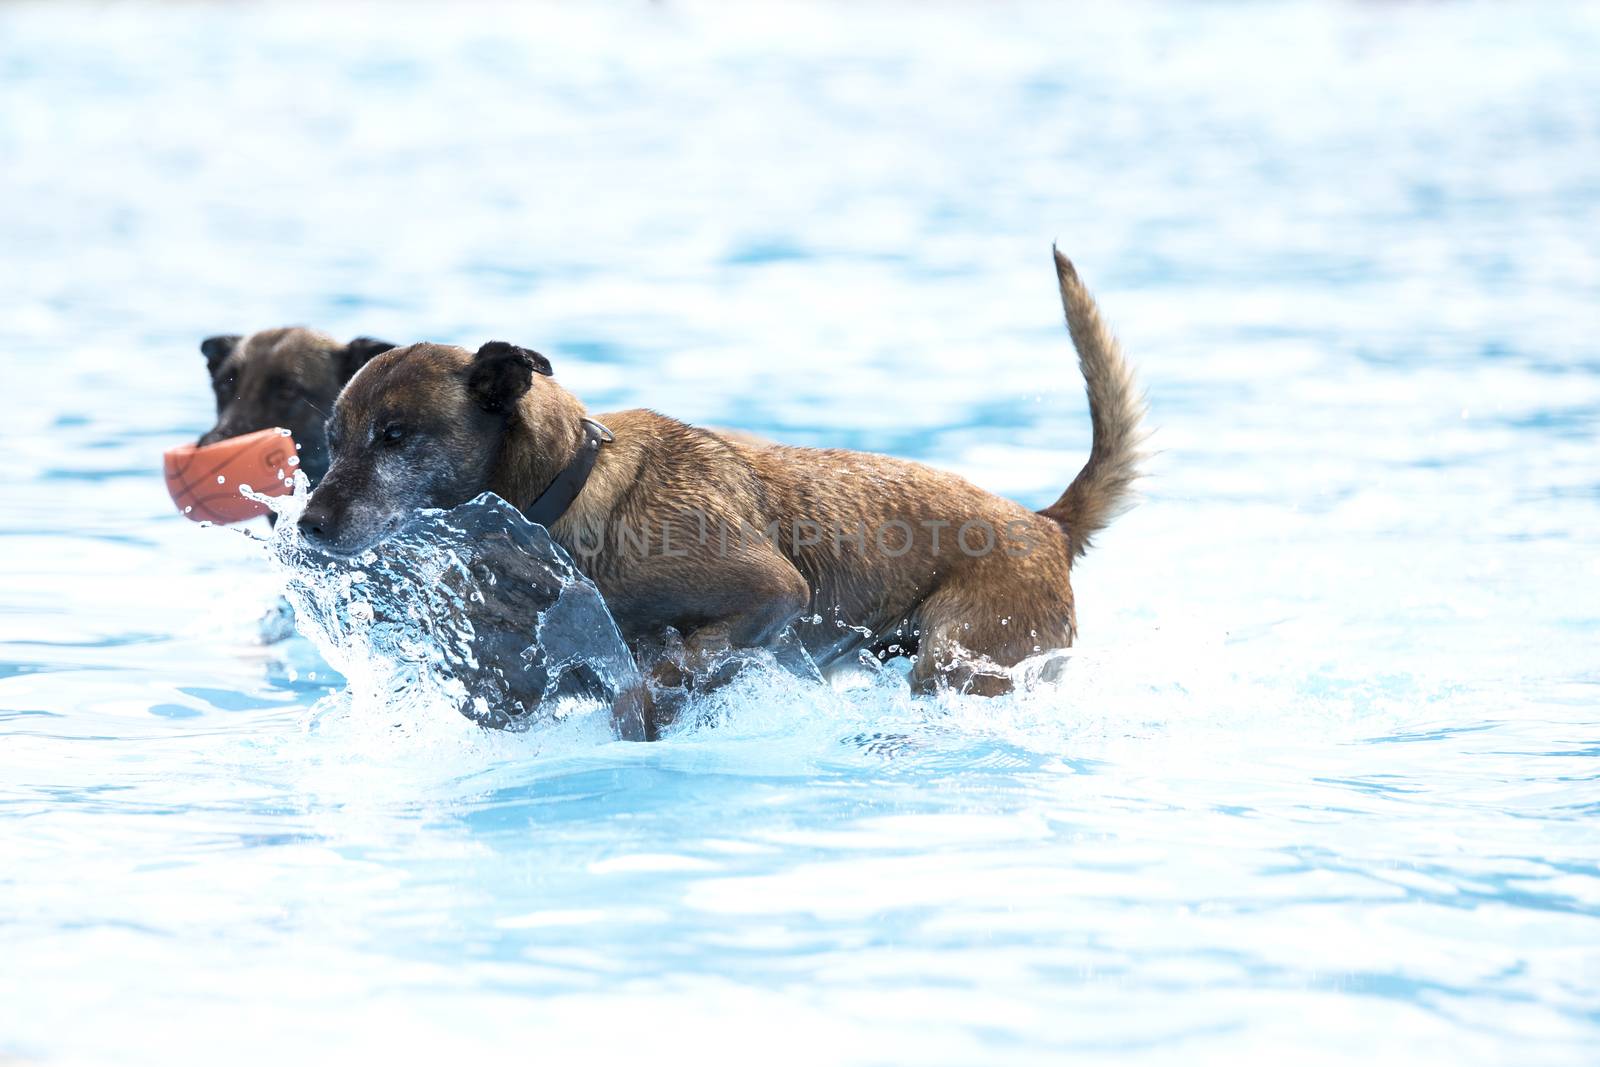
[234,477,1303,758]
[249,477,647,739]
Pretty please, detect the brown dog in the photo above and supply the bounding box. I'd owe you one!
[200,327,396,485]
[300,250,1145,697]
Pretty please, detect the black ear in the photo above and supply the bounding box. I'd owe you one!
[201,334,241,376]
[468,341,552,414]
[336,336,397,382]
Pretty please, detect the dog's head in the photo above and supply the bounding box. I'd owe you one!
[298,340,580,555]
[199,328,396,485]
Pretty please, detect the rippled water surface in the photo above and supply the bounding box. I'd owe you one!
[2,2,1598,1063]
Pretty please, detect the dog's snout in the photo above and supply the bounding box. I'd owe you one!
[199,417,251,448]
[297,505,333,546]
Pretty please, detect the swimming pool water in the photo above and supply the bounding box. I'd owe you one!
[1,3,1597,1063]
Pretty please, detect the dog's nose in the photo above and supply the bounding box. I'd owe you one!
[297,506,332,546]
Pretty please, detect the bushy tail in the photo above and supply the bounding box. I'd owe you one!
[1039,247,1147,562]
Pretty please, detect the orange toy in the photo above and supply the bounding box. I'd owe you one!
[163,428,299,524]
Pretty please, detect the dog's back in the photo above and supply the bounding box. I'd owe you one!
[732,442,1072,664]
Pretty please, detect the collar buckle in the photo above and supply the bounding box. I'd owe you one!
[524,418,612,529]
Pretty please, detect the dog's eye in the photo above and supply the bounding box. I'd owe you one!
[381,424,408,445]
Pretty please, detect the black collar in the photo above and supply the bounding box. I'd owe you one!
[525,418,613,529]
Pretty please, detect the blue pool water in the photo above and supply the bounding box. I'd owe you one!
[2,2,1598,1063]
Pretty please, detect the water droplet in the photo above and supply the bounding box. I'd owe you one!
[216,475,226,484]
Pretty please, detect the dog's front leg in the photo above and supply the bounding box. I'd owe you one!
[641,547,811,677]
[624,554,808,729]
[685,549,811,654]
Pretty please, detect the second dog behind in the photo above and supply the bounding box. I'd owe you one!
[198,327,395,485]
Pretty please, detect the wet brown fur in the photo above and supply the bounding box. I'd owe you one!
[310,250,1146,699]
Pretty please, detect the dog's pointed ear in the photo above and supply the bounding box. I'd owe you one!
[468,341,553,414]
[200,334,241,376]
[336,336,397,382]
